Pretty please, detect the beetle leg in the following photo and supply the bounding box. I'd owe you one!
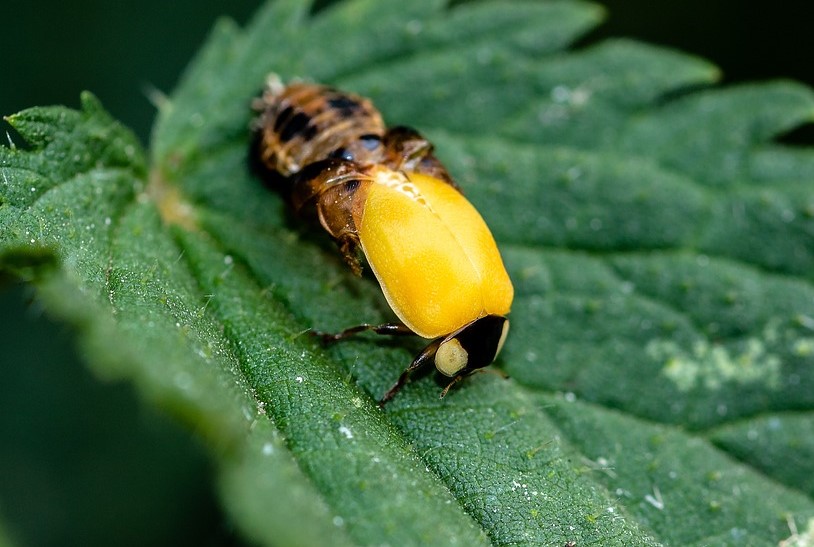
[312,322,414,344]
[379,338,443,406]
[439,372,469,399]
[289,158,363,214]
[439,367,509,399]
[288,160,374,277]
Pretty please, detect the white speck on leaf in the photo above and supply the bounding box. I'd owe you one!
[648,324,783,392]
[338,425,353,439]
[779,516,814,547]
[644,486,664,511]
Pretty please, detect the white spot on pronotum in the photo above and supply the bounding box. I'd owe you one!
[261,442,274,456]
[435,338,468,377]
[332,516,345,527]
[224,254,233,265]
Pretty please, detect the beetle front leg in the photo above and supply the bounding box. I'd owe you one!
[312,322,414,344]
[379,338,442,406]
[439,367,509,399]
[439,373,469,399]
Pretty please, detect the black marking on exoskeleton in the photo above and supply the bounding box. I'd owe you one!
[280,112,313,142]
[455,315,507,371]
[344,178,361,193]
[327,95,363,114]
[248,129,292,195]
[274,106,294,133]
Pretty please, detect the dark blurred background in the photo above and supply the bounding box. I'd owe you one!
[1,1,812,545]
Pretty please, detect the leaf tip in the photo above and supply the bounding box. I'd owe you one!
[79,90,104,111]
[589,1,609,24]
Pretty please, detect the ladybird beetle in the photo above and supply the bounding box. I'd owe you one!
[252,76,513,404]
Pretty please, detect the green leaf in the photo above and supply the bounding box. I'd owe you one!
[3,0,814,545]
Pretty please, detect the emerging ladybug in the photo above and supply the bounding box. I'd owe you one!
[252,77,513,404]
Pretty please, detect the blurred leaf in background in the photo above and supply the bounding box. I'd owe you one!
[0,286,231,546]
[1,2,258,545]
[2,0,814,546]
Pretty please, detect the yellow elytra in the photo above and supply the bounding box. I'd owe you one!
[359,169,512,339]
[252,78,513,404]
